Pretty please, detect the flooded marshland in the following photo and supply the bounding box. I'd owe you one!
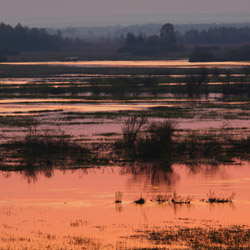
[0,60,250,249]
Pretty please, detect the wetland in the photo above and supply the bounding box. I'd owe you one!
[0,60,250,249]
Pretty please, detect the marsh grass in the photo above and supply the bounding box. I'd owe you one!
[1,123,92,175]
[117,118,250,165]
[151,194,172,203]
[151,191,194,204]
[115,191,124,203]
[171,191,194,204]
[137,225,250,249]
[0,116,38,127]
[206,190,236,203]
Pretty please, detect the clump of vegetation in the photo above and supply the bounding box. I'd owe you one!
[150,191,194,204]
[151,194,172,203]
[176,129,227,163]
[151,191,194,204]
[117,117,250,165]
[137,121,176,162]
[1,122,92,176]
[116,116,176,163]
[115,191,124,203]
[171,191,194,204]
[134,197,146,205]
[121,115,148,149]
[206,190,236,203]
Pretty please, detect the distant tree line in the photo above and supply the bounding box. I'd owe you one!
[0,22,65,55]
[119,23,179,55]
[52,23,250,40]
[119,24,250,60]
[189,45,250,62]
[179,27,250,44]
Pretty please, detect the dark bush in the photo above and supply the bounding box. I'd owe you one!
[137,121,176,161]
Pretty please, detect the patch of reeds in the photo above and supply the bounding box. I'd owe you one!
[1,123,92,177]
[115,191,123,203]
[206,190,236,203]
[151,191,194,204]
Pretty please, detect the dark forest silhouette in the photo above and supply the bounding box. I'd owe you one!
[1,21,250,61]
[0,22,65,55]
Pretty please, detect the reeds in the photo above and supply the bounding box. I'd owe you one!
[115,191,123,203]
[206,189,236,203]
[151,191,194,204]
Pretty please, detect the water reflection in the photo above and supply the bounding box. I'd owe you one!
[21,164,54,183]
[185,163,220,175]
[2,159,237,188]
[3,60,250,68]
[121,162,179,186]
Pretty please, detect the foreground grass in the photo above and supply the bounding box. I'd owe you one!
[131,225,250,249]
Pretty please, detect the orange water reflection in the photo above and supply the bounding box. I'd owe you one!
[0,101,178,115]
[2,60,250,68]
[0,162,250,248]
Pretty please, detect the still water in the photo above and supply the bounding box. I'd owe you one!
[2,59,250,68]
[0,162,250,249]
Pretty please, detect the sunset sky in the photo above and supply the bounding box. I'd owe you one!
[1,0,250,26]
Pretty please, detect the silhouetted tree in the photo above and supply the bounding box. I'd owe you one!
[160,23,177,47]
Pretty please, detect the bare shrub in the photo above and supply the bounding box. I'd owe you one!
[137,120,176,161]
[122,115,148,148]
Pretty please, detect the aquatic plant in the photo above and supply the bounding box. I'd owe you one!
[151,194,172,203]
[171,191,194,204]
[115,191,124,203]
[134,197,146,205]
[206,190,236,203]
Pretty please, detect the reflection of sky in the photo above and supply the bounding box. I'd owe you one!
[0,162,250,248]
[2,60,250,68]
[0,162,250,219]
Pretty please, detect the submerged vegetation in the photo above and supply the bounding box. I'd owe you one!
[132,225,250,249]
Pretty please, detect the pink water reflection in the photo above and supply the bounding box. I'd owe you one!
[1,162,250,248]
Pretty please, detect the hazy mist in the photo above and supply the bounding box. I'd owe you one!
[1,0,250,27]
